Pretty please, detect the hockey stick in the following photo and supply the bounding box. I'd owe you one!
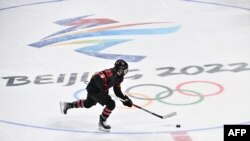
[132,103,177,119]
[118,97,177,119]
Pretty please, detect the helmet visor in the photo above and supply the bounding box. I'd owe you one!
[123,68,128,75]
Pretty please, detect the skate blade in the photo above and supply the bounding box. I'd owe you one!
[59,102,65,114]
[98,127,110,132]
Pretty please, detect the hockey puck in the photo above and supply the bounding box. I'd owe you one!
[176,124,181,128]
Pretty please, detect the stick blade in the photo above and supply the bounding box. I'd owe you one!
[162,112,177,119]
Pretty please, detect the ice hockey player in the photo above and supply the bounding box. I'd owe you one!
[60,59,133,132]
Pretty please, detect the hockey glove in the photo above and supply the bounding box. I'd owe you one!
[122,95,133,107]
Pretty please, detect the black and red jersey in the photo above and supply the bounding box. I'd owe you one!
[87,68,125,99]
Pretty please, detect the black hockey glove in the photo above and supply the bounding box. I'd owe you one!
[122,95,133,107]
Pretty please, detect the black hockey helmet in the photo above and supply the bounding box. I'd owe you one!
[114,59,128,76]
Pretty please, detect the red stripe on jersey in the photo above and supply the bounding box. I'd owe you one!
[98,71,108,90]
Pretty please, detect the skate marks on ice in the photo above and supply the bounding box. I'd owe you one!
[0,0,65,11]
[182,0,250,11]
[1,117,250,135]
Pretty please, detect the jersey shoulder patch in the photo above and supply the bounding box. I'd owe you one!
[104,69,113,77]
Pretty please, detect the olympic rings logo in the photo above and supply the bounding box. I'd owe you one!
[73,80,224,107]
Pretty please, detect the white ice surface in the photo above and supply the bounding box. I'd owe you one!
[0,0,250,141]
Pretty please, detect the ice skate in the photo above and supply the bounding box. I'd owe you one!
[60,102,71,114]
[98,115,111,132]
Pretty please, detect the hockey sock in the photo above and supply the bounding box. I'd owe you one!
[101,107,113,119]
[72,99,85,108]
